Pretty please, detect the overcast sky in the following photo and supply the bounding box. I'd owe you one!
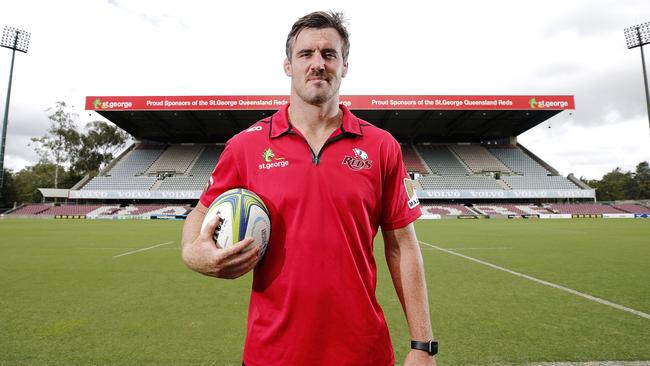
[1,0,649,179]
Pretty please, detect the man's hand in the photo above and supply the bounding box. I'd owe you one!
[182,216,260,279]
[403,350,436,366]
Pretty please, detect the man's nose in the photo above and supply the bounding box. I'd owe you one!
[309,54,325,71]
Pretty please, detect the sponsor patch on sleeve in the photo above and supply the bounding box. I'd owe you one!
[403,178,419,209]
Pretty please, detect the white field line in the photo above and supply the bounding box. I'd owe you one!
[113,241,174,258]
[84,247,139,250]
[444,247,512,250]
[419,240,650,321]
[524,362,650,366]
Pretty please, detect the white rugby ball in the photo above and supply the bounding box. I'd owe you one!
[201,188,270,258]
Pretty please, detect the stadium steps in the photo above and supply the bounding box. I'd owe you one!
[446,145,473,173]
[150,179,164,190]
[146,145,204,175]
[496,179,511,190]
[411,144,433,174]
[449,144,512,174]
[517,143,560,175]
[464,205,484,215]
[184,146,206,174]
[567,173,591,189]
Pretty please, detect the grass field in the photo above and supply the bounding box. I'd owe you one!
[1,218,649,365]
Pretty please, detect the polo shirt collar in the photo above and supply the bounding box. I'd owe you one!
[270,103,363,139]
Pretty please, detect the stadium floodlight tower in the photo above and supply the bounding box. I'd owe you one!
[0,26,30,190]
[624,21,650,132]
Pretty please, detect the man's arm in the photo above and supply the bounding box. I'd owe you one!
[382,223,436,366]
[181,202,259,279]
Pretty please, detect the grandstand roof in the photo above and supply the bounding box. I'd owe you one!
[86,95,574,143]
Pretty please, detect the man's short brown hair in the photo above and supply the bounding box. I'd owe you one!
[285,11,350,63]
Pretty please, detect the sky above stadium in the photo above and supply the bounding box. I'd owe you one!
[1,0,649,180]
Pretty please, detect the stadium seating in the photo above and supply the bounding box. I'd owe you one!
[106,146,165,177]
[6,204,191,217]
[8,204,53,215]
[401,144,429,173]
[547,204,626,215]
[157,145,223,191]
[610,204,650,214]
[44,205,103,216]
[82,176,158,190]
[418,175,503,190]
[419,204,476,216]
[501,176,579,190]
[488,146,550,175]
[471,204,553,216]
[146,145,204,174]
[416,145,470,176]
[449,144,512,173]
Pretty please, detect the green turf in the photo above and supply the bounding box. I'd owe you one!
[0,218,649,365]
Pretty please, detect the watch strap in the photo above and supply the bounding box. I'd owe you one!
[411,340,438,355]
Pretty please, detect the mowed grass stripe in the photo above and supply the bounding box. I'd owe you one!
[419,240,650,320]
[413,219,650,314]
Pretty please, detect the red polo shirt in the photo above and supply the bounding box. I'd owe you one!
[200,104,421,366]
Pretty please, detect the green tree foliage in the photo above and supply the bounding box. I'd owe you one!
[0,169,19,209]
[12,163,76,203]
[29,101,80,188]
[70,121,129,176]
[581,161,650,201]
[635,161,650,199]
[29,101,129,189]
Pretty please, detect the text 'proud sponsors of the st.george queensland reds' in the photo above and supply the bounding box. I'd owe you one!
[370,98,514,107]
[145,98,290,108]
[369,97,569,109]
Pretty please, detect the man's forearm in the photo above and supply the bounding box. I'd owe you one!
[182,203,207,248]
[383,225,433,342]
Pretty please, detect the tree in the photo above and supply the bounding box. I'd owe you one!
[29,101,129,187]
[12,163,75,203]
[635,161,650,199]
[70,121,128,176]
[582,162,650,201]
[29,101,80,188]
[0,169,19,210]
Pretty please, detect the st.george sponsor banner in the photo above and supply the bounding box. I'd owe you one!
[86,95,575,111]
[416,189,595,199]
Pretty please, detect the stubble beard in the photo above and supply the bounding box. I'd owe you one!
[295,76,340,106]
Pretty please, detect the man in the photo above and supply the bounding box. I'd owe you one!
[182,11,436,366]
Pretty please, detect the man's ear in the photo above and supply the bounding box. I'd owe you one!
[284,58,292,77]
[342,62,348,78]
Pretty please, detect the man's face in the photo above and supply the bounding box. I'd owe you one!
[284,27,348,106]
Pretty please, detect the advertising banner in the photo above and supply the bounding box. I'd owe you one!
[86,95,575,111]
[69,190,201,200]
[416,189,595,199]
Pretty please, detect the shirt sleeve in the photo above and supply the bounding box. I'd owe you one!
[199,140,243,207]
[379,139,421,230]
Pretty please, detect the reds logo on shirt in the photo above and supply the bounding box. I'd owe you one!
[342,148,372,171]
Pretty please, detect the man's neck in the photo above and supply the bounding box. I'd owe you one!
[288,97,342,135]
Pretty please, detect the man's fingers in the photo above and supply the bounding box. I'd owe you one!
[220,243,259,267]
[224,237,256,255]
[200,216,222,240]
[219,252,261,279]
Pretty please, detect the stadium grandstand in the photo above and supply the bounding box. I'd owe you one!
[4,95,649,219]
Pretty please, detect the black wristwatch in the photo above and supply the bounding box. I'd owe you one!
[411,340,438,355]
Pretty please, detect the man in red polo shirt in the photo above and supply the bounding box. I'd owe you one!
[182,11,436,366]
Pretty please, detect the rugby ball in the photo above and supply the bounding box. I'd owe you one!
[201,188,270,258]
